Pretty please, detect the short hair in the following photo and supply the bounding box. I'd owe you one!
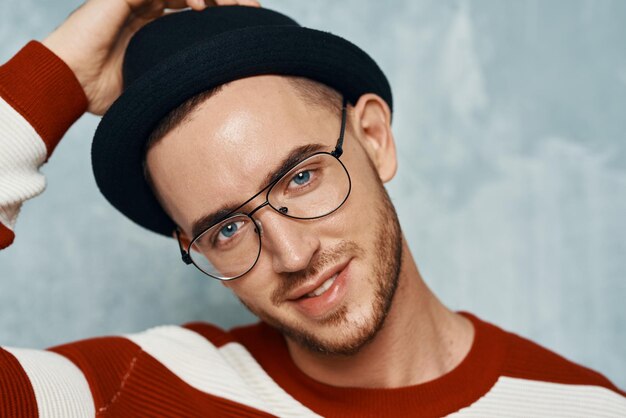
[144,76,346,153]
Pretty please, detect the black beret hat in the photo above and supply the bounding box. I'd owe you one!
[91,5,393,237]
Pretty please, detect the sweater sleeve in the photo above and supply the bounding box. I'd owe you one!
[0,41,87,249]
[0,346,96,417]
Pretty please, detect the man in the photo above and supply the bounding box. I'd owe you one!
[0,0,624,416]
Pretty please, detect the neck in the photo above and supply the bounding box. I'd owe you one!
[285,237,474,388]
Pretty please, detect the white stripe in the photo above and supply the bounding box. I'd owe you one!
[126,325,320,417]
[0,96,47,229]
[447,376,626,417]
[3,347,95,418]
[219,342,321,417]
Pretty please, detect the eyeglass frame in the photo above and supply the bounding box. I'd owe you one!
[176,96,351,280]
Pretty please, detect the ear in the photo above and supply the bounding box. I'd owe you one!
[172,228,192,248]
[351,93,397,183]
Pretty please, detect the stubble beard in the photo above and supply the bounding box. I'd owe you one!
[239,183,403,356]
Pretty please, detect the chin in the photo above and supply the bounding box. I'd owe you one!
[256,293,387,356]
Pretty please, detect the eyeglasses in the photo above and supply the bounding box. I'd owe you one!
[176,97,352,280]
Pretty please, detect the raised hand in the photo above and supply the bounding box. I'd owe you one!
[42,0,260,115]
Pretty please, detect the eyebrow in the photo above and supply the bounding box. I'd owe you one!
[190,142,327,238]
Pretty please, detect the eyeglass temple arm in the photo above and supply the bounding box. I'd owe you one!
[175,228,193,265]
[332,97,349,158]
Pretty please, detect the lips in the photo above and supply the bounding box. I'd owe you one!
[306,273,338,297]
[289,259,352,319]
[287,259,351,301]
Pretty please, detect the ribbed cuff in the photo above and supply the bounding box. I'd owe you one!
[0,40,88,158]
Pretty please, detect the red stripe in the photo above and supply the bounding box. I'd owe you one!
[50,334,274,416]
[49,336,142,412]
[0,41,87,158]
[0,223,15,249]
[0,347,38,418]
[502,330,626,396]
[102,350,275,417]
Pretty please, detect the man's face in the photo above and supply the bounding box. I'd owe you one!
[146,75,402,355]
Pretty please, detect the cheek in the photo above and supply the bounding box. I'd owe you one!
[334,165,382,238]
[225,270,275,307]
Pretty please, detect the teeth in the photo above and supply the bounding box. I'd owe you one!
[306,273,338,298]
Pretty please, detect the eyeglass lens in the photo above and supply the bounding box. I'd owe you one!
[188,152,350,280]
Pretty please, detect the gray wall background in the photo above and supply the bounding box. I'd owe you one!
[1,0,624,388]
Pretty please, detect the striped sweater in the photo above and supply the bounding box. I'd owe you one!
[1,42,625,417]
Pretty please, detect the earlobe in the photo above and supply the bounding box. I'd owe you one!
[172,229,187,244]
[173,228,192,254]
[352,94,398,183]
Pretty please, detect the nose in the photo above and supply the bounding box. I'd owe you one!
[255,210,321,274]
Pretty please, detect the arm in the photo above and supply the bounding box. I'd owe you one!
[0,42,87,249]
[0,0,260,250]
[0,345,95,416]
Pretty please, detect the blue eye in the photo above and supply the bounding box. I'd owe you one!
[219,222,238,238]
[210,219,248,247]
[292,170,311,186]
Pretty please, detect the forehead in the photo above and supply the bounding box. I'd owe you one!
[145,75,338,232]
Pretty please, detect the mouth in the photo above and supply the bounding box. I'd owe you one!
[304,272,339,298]
[288,258,351,301]
[287,259,352,319]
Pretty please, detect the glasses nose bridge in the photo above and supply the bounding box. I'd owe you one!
[247,183,292,219]
[245,199,285,242]
[248,200,270,218]
[248,199,291,221]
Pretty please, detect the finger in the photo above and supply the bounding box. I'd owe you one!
[236,0,261,7]
[187,0,203,10]
[184,0,256,11]
[186,0,213,10]
[163,0,192,9]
